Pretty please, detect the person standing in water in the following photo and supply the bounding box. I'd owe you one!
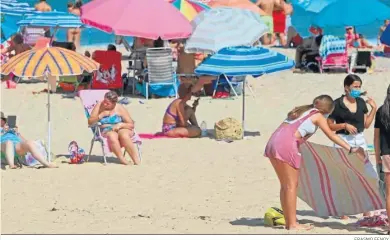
[327,74,377,218]
[67,0,83,51]
[264,95,365,230]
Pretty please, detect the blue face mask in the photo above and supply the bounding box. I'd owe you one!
[350,89,361,98]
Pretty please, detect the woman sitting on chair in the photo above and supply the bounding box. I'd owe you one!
[88,91,140,165]
[162,83,201,138]
[1,112,57,169]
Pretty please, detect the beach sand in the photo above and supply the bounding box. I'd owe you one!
[1,47,390,234]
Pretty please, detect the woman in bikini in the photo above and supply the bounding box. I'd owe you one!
[264,95,365,230]
[88,91,140,165]
[1,112,57,169]
[162,83,201,138]
[67,0,82,51]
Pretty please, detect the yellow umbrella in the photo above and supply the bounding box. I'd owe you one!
[1,46,99,162]
[1,46,99,77]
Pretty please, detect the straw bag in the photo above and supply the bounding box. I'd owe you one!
[214,117,243,140]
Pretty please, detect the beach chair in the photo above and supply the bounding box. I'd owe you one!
[22,27,46,47]
[316,35,349,73]
[78,90,142,165]
[212,75,255,98]
[136,47,178,100]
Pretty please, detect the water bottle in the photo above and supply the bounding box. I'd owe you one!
[200,121,207,137]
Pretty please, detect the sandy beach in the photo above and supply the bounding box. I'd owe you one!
[1,47,390,234]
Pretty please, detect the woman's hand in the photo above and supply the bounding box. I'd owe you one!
[112,123,123,132]
[366,97,377,109]
[345,123,358,135]
[351,147,366,159]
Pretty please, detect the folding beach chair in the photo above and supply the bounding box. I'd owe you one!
[212,75,255,98]
[316,35,349,73]
[78,90,142,164]
[22,27,46,47]
[137,47,178,100]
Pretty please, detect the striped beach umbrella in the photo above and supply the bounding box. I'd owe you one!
[195,46,294,76]
[17,11,85,28]
[0,0,36,16]
[1,46,99,162]
[168,0,210,21]
[185,7,268,54]
[195,46,294,136]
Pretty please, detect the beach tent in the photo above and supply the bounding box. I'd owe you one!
[195,46,294,136]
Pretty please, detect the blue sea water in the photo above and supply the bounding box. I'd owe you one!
[3,0,133,46]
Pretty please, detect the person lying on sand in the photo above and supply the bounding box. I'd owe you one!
[162,83,201,138]
[0,112,57,169]
[88,91,140,165]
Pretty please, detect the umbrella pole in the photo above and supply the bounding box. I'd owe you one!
[242,77,245,139]
[47,76,51,162]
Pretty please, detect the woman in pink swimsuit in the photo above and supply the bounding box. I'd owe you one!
[264,95,365,230]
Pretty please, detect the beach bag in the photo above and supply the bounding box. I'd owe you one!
[214,118,243,140]
[24,140,48,166]
[264,207,286,226]
[68,141,85,164]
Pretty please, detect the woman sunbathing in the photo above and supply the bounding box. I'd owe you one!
[162,83,201,138]
[88,91,140,165]
[0,112,57,169]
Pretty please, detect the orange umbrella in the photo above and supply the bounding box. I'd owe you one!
[207,0,266,15]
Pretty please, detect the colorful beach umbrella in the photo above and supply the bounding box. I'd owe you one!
[81,0,192,40]
[17,11,85,28]
[0,0,36,16]
[195,46,294,135]
[313,0,390,28]
[207,0,265,15]
[168,0,210,21]
[185,7,268,54]
[1,46,99,162]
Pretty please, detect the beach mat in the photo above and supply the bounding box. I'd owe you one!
[138,133,187,139]
[298,142,385,217]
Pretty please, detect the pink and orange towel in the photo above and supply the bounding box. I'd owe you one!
[298,141,385,217]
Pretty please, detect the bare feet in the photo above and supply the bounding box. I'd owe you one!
[341,215,349,220]
[286,223,314,231]
[47,163,58,168]
[9,165,18,169]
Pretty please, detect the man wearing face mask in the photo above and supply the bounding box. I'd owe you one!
[327,74,377,219]
[293,26,323,73]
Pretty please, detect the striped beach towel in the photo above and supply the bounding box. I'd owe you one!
[298,142,384,217]
[319,35,346,58]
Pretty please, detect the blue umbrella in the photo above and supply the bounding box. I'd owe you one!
[195,46,294,136]
[195,46,294,76]
[17,11,85,28]
[313,0,390,28]
[0,0,36,16]
[185,7,269,54]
